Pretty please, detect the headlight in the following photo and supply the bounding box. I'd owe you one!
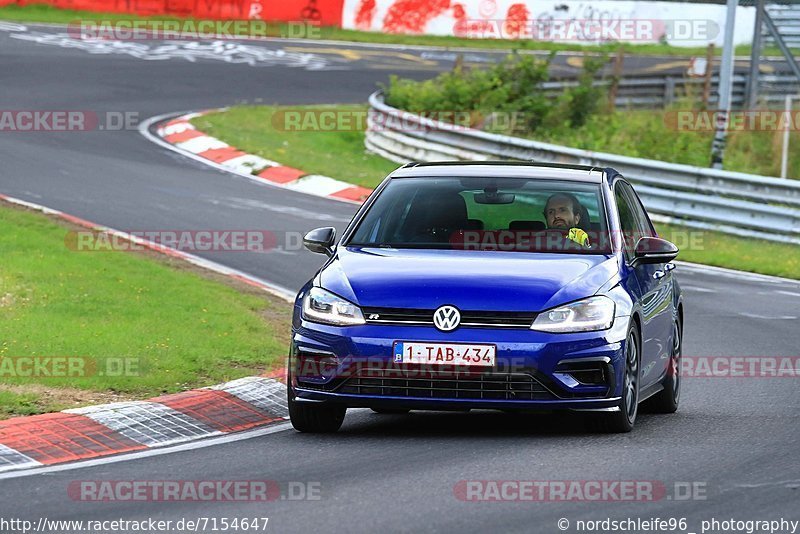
[531,296,615,333]
[302,287,365,326]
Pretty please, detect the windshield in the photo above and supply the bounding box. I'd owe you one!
[348,177,611,254]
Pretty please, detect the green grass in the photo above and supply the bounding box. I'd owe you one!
[0,390,41,419]
[0,3,192,24]
[0,204,290,418]
[535,107,800,179]
[656,224,800,279]
[193,104,800,280]
[0,3,790,57]
[193,105,397,189]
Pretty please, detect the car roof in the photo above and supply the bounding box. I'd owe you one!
[389,161,609,184]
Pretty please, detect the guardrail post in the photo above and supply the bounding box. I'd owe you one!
[781,95,793,179]
[746,0,765,109]
[711,0,738,169]
[608,47,625,112]
[454,53,464,74]
[703,44,715,109]
[665,78,676,107]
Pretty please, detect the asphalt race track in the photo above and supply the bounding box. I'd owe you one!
[1,23,799,533]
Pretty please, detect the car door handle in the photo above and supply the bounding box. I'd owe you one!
[653,270,666,280]
[664,263,676,272]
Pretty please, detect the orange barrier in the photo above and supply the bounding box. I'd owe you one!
[9,0,345,26]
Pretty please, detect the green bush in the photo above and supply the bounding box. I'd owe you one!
[552,54,607,129]
[384,53,607,136]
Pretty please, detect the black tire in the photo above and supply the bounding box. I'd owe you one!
[644,317,682,414]
[288,394,346,433]
[370,408,410,415]
[588,324,640,434]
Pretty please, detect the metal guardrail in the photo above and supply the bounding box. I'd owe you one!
[541,74,800,109]
[765,4,800,49]
[366,91,800,244]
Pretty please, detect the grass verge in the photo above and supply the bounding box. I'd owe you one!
[192,105,397,189]
[191,104,800,280]
[0,4,789,57]
[534,107,800,180]
[656,224,799,280]
[0,202,291,419]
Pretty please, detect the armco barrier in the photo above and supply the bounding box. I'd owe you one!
[366,91,800,245]
[542,74,800,110]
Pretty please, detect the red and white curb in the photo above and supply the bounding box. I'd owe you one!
[0,193,294,474]
[0,375,288,474]
[144,110,374,204]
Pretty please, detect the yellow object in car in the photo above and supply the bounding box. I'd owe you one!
[567,228,591,248]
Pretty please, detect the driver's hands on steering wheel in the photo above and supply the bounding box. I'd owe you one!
[567,227,591,248]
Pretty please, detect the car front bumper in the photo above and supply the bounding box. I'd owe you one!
[290,318,631,412]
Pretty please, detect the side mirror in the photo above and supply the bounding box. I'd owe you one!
[303,227,336,257]
[632,236,679,266]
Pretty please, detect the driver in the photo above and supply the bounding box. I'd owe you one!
[543,193,591,248]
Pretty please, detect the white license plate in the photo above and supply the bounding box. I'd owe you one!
[393,342,496,367]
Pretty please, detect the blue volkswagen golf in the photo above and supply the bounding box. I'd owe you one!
[289,162,683,433]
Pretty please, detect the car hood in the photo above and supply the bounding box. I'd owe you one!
[318,247,619,312]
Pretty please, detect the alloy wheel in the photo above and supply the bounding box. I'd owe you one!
[624,331,639,423]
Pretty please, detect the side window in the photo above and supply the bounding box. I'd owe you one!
[625,185,656,239]
[614,182,640,257]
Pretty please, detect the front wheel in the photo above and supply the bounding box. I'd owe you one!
[288,392,346,433]
[588,324,640,434]
[644,317,682,414]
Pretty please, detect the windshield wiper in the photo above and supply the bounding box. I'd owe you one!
[348,243,446,250]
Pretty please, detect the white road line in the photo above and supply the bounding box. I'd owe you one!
[679,285,716,293]
[676,261,800,287]
[775,290,800,298]
[0,22,27,32]
[739,312,798,320]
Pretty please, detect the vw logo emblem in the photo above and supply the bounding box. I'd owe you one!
[433,305,461,332]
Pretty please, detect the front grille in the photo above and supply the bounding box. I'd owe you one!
[362,308,535,329]
[337,367,555,401]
